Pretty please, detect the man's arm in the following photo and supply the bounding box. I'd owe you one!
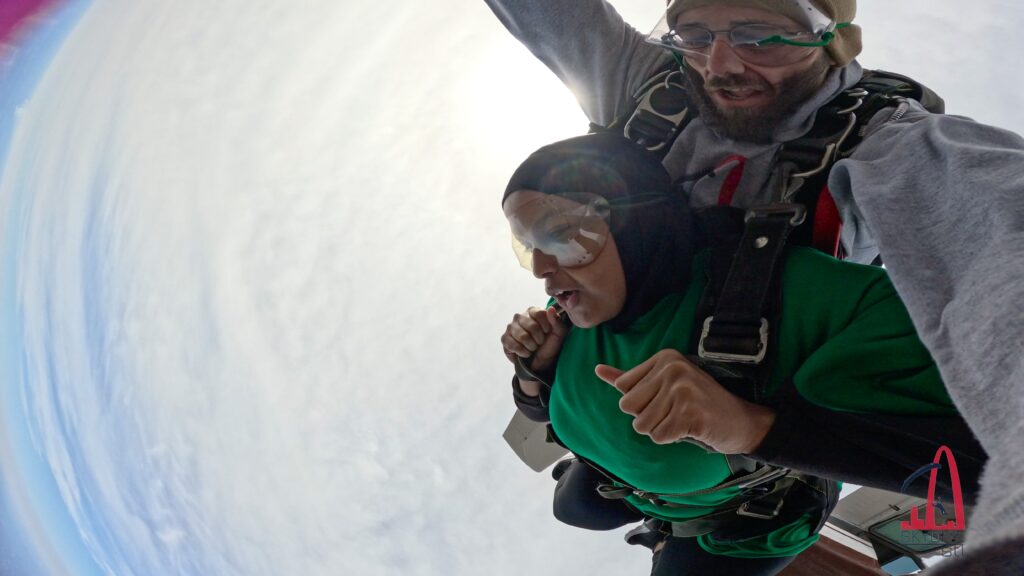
[482,0,670,125]
[749,250,986,501]
[749,390,986,504]
[829,104,1024,543]
[594,347,986,501]
[831,103,1024,459]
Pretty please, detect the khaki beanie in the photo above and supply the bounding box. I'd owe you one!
[665,0,862,66]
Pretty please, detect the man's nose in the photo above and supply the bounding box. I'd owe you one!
[530,250,558,278]
[705,37,745,77]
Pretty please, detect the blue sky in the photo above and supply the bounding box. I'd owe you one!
[0,1,106,574]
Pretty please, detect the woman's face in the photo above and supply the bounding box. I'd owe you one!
[504,190,627,328]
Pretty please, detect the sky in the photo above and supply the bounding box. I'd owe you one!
[0,1,1023,575]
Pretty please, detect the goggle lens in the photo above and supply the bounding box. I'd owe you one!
[505,193,611,271]
[646,16,831,67]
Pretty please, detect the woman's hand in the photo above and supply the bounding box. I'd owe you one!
[501,306,568,374]
[595,349,776,455]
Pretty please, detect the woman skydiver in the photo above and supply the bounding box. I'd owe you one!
[498,133,986,575]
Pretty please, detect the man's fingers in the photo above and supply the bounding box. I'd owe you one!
[601,356,658,394]
[595,364,624,387]
[618,373,668,417]
[648,411,690,445]
[629,387,675,435]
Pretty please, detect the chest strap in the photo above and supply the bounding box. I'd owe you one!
[604,65,944,259]
[698,204,804,369]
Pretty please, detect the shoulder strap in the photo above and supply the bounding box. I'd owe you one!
[779,68,945,253]
[594,60,692,158]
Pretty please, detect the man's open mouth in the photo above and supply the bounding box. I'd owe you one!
[717,87,763,100]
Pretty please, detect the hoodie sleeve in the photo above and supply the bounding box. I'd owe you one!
[826,103,1024,544]
[511,375,551,422]
[750,388,986,504]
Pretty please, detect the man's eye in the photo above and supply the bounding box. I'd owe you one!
[672,29,710,49]
[731,25,789,46]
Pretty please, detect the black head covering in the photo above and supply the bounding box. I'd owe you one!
[503,133,694,331]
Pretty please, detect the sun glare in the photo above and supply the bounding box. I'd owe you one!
[469,41,589,161]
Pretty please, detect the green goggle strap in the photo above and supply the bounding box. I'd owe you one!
[761,22,851,48]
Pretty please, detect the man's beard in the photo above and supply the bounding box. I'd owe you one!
[681,57,831,144]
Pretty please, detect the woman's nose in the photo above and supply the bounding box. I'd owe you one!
[530,249,558,278]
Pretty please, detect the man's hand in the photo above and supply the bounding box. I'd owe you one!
[501,306,568,374]
[595,349,776,455]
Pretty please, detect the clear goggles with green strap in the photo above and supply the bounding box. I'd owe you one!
[503,192,612,270]
[646,5,849,68]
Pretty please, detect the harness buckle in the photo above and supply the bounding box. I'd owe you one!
[697,316,769,364]
[623,72,689,152]
[595,484,634,500]
[784,88,866,193]
[744,203,807,227]
[736,496,786,520]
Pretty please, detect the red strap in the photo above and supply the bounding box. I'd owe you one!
[812,186,844,258]
[715,155,747,206]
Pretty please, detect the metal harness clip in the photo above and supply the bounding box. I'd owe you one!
[736,496,786,520]
[697,316,769,365]
[744,203,807,227]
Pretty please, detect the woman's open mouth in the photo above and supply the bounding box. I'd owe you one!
[553,289,580,310]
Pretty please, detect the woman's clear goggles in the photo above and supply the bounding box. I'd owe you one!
[645,14,844,67]
[504,192,611,270]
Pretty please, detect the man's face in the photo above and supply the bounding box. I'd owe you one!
[674,5,833,143]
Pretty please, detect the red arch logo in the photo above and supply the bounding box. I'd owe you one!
[901,445,966,531]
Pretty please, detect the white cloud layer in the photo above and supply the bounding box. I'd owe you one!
[3,0,1023,575]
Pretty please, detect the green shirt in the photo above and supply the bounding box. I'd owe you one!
[548,247,954,558]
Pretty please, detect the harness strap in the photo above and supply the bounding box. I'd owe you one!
[668,477,798,538]
[698,205,804,366]
[778,70,944,255]
[547,424,789,514]
[714,156,748,207]
[811,186,843,257]
[596,461,791,503]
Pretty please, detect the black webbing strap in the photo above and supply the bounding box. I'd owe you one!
[698,204,805,365]
[546,425,789,513]
[595,462,791,506]
[776,70,945,250]
[668,477,798,538]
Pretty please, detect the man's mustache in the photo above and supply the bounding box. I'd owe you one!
[704,75,770,91]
